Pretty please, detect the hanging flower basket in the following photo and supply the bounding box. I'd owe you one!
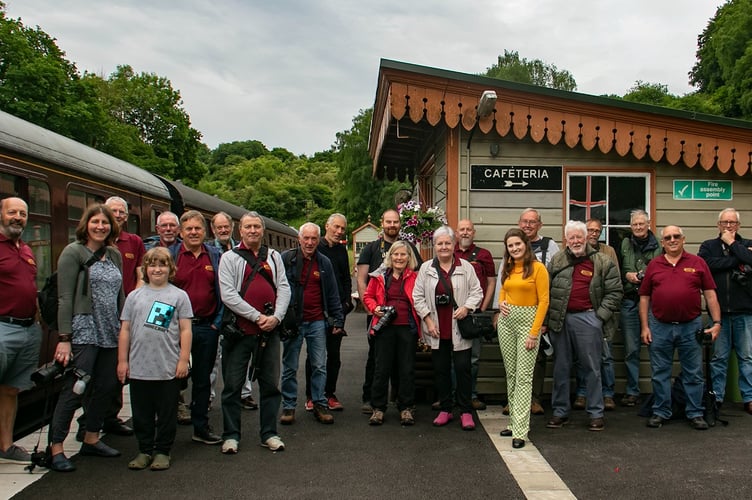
[397,201,447,246]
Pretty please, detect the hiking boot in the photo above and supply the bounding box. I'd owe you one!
[621,394,639,407]
[241,395,258,410]
[327,395,344,411]
[400,409,414,426]
[531,399,544,415]
[369,409,384,426]
[280,409,295,425]
[604,397,616,411]
[472,398,487,411]
[588,417,605,431]
[177,402,192,425]
[192,426,222,445]
[573,396,586,410]
[690,416,709,430]
[646,415,664,428]
[546,416,569,429]
[313,404,334,424]
[0,444,31,464]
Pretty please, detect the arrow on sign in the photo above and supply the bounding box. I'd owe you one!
[504,180,529,187]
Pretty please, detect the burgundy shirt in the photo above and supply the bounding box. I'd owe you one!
[301,256,324,322]
[639,251,716,323]
[173,244,218,319]
[454,244,495,304]
[386,274,410,326]
[116,231,145,295]
[235,243,275,336]
[0,234,37,318]
[436,265,455,340]
[567,260,595,312]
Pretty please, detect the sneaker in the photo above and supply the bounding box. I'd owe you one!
[690,416,709,430]
[472,398,487,411]
[433,411,453,427]
[621,394,639,407]
[361,402,373,414]
[604,397,616,411]
[502,404,510,415]
[262,435,285,451]
[546,416,569,429]
[573,395,586,410]
[0,444,31,464]
[305,399,314,411]
[400,409,414,426]
[531,399,545,415]
[588,417,605,431]
[646,414,664,428]
[460,412,475,430]
[369,409,384,426]
[221,439,238,454]
[177,402,192,425]
[192,426,222,445]
[241,395,258,410]
[280,408,295,425]
[327,395,344,411]
[313,404,334,424]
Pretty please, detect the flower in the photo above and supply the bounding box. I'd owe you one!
[397,201,447,245]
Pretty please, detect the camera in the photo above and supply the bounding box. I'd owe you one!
[636,270,645,281]
[731,264,752,290]
[435,294,451,307]
[31,361,90,395]
[695,327,713,346]
[370,306,396,334]
[275,302,299,342]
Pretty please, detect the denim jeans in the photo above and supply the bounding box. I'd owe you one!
[711,313,752,403]
[305,327,344,399]
[221,334,281,443]
[620,298,642,397]
[647,314,704,419]
[190,323,220,432]
[576,337,615,398]
[282,320,327,409]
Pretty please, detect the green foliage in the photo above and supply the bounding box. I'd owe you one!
[484,50,577,91]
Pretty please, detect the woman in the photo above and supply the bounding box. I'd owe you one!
[48,204,125,472]
[413,225,483,430]
[363,241,420,426]
[497,228,550,449]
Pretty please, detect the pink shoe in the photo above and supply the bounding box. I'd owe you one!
[432,411,454,427]
[460,412,475,430]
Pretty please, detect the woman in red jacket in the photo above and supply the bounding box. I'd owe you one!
[363,241,421,426]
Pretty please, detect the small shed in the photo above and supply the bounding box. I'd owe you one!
[351,220,379,263]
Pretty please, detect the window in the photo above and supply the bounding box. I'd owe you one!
[567,173,650,249]
[68,189,104,222]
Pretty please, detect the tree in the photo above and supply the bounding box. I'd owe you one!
[484,50,577,91]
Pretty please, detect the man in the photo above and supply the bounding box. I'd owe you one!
[303,213,352,411]
[619,209,662,407]
[640,225,722,430]
[218,211,290,453]
[496,208,559,415]
[0,197,41,464]
[168,210,224,445]
[143,211,181,250]
[357,209,422,413]
[280,223,344,425]
[455,219,496,410]
[211,211,237,253]
[545,221,622,432]
[572,219,620,411]
[699,209,752,415]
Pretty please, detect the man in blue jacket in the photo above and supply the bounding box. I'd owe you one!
[280,223,344,425]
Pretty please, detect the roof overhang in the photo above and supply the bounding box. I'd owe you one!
[369,59,752,180]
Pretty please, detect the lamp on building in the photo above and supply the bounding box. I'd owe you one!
[466,90,497,150]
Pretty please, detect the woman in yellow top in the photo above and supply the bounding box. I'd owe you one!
[497,228,550,449]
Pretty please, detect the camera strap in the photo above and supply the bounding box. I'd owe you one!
[233,246,272,297]
[433,258,459,310]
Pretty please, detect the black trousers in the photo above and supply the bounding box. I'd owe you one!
[362,315,400,403]
[130,378,180,455]
[371,325,416,411]
[432,339,472,413]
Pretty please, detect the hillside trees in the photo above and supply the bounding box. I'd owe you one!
[484,50,577,91]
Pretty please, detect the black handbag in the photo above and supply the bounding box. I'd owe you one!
[456,310,497,340]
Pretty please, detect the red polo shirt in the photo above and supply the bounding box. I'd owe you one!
[173,244,218,319]
[639,251,716,323]
[116,231,145,295]
[455,244,495,303]
[567,260,595,312]
[0,234,37,318]
[300,255,324,322]
[235,243,275,336]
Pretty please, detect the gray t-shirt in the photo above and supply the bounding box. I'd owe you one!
[120,283,193,380]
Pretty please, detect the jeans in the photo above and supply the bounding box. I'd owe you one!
[710,313,752,403]
[371,325,416,411]
[282,320,327,408]
[432,340,472,413]
[551,311,604,419]
[130,378,180,455]
[190,323,220,432]
[305,327,344,399]
[647,314,704,419]
[576,337,615,398]
[620,298,642,397]
[221,334,281,443]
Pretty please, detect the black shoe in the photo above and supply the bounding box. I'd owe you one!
[646,414,664,428]
[499,429,513,437]
[241,395,258,410]
[80,441,121,457]
[49,453,76,472]
[103,421,134,436]
[690,416,709,430]
[546,416,569,429]
[75,427,85,443]
[192,427,222,445]
[512,439,525,449]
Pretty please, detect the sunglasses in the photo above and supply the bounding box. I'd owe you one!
[662,234,683,241]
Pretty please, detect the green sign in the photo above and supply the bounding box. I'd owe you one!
[673,180,732,201]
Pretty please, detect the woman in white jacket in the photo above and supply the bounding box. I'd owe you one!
[413,226,483,430]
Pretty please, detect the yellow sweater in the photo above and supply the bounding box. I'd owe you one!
[498,261,550,337]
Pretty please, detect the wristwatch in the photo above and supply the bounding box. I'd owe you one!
[712,320,722,326]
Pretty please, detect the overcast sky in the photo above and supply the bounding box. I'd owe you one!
[6,0,723,155]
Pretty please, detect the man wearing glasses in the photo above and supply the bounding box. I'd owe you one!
[698,209,752,416]
[639,225,722,430]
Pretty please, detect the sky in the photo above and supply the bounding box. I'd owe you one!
[6,0,724,156]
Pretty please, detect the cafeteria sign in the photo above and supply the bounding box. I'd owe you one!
[471,165,562,191]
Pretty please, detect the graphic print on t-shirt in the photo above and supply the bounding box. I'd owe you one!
[145,301,175,332]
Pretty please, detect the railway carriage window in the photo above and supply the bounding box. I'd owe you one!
[22,222,52,289]
[68,189,86,221]
[1,173,20,197]
[127,214,139,234]
[28,179,51,216]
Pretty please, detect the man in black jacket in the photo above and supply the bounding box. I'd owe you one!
[698,208,752,415]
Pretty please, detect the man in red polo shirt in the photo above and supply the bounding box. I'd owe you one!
[455,219,496,410]
[0,197,41,464]
[105,196,145,295]
[169,210,224,445]
[144,211,181,250]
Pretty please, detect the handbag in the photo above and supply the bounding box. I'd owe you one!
[456,309,498,340]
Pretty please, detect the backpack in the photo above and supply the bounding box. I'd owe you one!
[38,246,107,331]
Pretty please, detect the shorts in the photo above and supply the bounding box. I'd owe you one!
[0,322,41,391]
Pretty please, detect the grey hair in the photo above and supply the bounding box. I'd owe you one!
[240,211,265,229]
[564,220,587,239]
[630,209,649,224]
[327,213,347,226]
[432,225,455,243]
[384,240,417,270]
[105,196,128,214]
[157,211,179,225]
[299,221,321,236]
[718,208,741,224]
[212,211,234,228]
[519,208,541,222]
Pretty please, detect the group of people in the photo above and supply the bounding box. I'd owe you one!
[1,194,751,471]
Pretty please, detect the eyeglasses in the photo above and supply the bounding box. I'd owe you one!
[586,228,601,234]
[663,234,683,241]
[719,220,739,226]
[519,219,540,226]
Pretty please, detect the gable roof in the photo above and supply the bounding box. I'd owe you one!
[370,59,752,180]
